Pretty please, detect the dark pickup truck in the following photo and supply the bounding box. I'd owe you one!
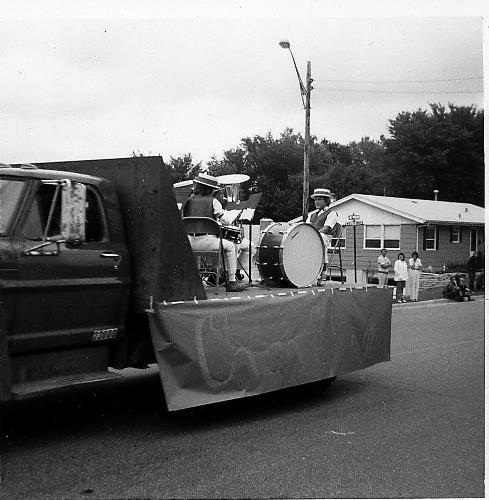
[0,156,205,402]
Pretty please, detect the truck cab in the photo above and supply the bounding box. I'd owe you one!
[0,164,131,400]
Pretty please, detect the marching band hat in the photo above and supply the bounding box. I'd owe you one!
[193,173,220,190]
[311,188,331,199]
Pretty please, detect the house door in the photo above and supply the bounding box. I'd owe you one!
[469,227,484,255]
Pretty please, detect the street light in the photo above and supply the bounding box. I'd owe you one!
[279,39,312,222]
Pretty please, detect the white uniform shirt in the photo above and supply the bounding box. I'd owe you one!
[324,210,338,233]
[212,198,225,220]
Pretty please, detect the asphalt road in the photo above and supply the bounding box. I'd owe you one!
[1,298,484,499]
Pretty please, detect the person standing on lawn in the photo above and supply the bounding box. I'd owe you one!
[407,251,422,301]
[394,252,408,303]
[466,251,484,292]
[377,248,391,288]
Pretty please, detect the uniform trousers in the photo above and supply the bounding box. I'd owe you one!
[188,235,255,280]
[236,238,256,278]
[188,235,237,279]
[320,234,333,264]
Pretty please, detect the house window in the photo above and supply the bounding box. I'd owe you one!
[364,224,400,250]
[383,225,400,249]
[425,225,437,250]
[449,225,460,243]
[365,225,381,248]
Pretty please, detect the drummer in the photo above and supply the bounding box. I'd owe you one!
[218,197,256,284]
[182,173,248,292]
[306,188,339,264]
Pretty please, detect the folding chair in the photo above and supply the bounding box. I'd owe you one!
[182,217,227,287]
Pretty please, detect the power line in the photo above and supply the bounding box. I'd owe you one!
[315,76,483,84]
[314,87,483,95]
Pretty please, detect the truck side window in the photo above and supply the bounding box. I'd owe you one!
[85,187,105,242]
[22,184,61,239]
[21,196,43,240]
[39,185,62,237]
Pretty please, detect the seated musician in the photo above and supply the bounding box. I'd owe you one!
[306,188,340,281]
[182,173,248,292]
[216,192,256,283]
[306,188,340,258]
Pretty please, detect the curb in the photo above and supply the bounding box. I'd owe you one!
[392,295,485,308]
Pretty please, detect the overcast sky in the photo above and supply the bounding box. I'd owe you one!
[0,1,485,167]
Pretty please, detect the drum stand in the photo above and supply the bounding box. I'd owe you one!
[237,221,253,284]
[226,193,261,285]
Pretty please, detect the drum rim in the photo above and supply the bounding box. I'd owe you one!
[257,222,324,287]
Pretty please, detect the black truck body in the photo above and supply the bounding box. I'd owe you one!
[0,156,204,401]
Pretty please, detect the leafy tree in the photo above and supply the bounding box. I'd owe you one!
[384,103,484,205]
[207,148,248,177]
[206,130,391,221]
[166,154,202,185]
[179,103,484,222]
[208,129,306,221]
[348,137,385,171]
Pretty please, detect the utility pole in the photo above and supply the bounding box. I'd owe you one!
[279,40,313,222]
[302,61,312,222]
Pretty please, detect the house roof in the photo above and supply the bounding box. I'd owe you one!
[331,194,484,225]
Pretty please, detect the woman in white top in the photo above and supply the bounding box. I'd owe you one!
[407,251,422,301]
[394,252,409,303]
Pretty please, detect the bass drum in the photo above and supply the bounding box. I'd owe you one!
[257,222,325,288]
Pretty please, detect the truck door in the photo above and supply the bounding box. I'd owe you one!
[9,180,131,355]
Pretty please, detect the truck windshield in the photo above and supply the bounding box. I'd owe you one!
[0,178,25,235]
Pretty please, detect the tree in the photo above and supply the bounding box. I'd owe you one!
[196,103,484,223]
[384,103,484,205]
[166,154,202,185]
[206,131,391,221]
[207,129,306,221]
[207,148,249,177]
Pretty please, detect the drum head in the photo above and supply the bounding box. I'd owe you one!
[282,223,324,287]
[217,174,250,185]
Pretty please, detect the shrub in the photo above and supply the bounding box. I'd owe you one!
[443,262,468,273]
